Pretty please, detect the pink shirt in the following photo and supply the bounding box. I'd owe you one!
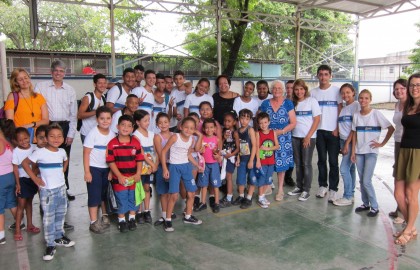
[0,139,13,175]
[202,135,218,163]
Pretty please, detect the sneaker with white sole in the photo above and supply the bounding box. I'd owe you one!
[288,187,302,196]
[183,215,202,225]
[164,220,174,232]
[43,246,56,261]
[333,197,353,206]
[298,191,310,201]
[263,197,271,205]
[328,190,337,203]
[257,199,268,209]
[54,235,75,247]
[316,187,328,198]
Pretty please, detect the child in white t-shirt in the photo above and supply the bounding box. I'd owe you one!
[83,106,115,234]
[184,78,214,117]
[22,124,75,261]
[351,90,394,217]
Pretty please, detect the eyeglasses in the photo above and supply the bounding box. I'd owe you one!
[53,69,65,73]
[409,83,420,89]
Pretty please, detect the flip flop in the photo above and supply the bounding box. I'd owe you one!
[14,234,23,241]
[27,226,41,234]
[395,232,414,245]
[275,193,284,201]
[393,228,417,238]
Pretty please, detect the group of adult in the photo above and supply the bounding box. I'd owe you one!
[4,60,420,245]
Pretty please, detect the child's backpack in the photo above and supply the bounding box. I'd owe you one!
[0,92,19,119]
[77,92,106,131]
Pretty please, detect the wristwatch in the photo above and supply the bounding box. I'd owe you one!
[32,121,36,127]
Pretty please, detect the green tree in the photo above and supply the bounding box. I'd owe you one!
[408,22,420,74]
[181,0,354,77]
[114,2,148,54]
[0,0,110,51]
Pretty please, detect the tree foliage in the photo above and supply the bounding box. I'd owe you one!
[0,0,147,53]
[181,0,354,77]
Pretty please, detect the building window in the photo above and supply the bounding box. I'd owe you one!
[12,57,31,72]
[389,67,394,74]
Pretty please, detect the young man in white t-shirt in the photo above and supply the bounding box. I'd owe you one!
[310,65,342,202]
[169,70,187,131]
[106,68,136,113]
[131,70,156,116]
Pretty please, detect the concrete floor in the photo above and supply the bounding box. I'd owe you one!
[1,110,419,270]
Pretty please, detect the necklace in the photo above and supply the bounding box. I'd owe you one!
[20,92,34,118]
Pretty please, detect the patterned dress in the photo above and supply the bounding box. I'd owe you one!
[260,98,294,172]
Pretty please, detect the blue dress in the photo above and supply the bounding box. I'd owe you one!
[260,99,294,172]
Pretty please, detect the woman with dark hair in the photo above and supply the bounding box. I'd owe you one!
[388,78,408,223]
[212,75,239,126]
[394,73,420,245]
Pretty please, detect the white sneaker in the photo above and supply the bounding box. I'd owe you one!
[316,187,328,198]
[287,187,302,196]
[257,199,268,209]
[328,190,337,202]
[333,197,353,206]
[263,197,271,205]
[298,191,310,201]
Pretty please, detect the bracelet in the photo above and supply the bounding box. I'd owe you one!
[32,121,36,128]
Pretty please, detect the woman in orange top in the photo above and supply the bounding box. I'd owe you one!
[5,69,49,131]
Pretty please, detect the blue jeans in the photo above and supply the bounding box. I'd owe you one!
[316,130,340,191]
[340,139,356,199]
[39,185,67,246]
[355,153,378,210]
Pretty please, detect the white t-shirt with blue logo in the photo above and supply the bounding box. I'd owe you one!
[293,97,322,138]
[310,85,342,131]
[12,145,36,178]
[28,148,67,190]
[352,109,392,154]
[131,86,154,114]
[338,101,360,140]
[106,84,128,109]
[83,126,116,168]
[184,93,214,116]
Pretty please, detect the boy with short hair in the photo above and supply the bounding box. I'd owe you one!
[169,70,187,130]
[310,65,342,202]
[106,68,136,113]
[110,94,139,134]
[131,69,156,116]
[22,124,75,261]
[233,109,257,209]
[106,115,144,233]
[83,106,115,234]
[133,64,145,87]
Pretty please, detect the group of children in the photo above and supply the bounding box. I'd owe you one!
[0,66,397,262]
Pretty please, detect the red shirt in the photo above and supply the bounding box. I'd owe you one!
[259,130,275,166]
[106,136,144,191]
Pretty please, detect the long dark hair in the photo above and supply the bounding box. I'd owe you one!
[404,73,420,115]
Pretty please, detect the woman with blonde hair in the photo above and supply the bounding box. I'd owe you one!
[5,69,49,139]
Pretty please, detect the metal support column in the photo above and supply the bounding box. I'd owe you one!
[0,41,8,103]
[295,8,301,79]
[110,0,116,79]
[216,0,222,74]
[353,16,360,83]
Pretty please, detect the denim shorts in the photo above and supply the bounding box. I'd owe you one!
[168,163,197,193]
[236,159,257,186]
[197,163,221,188]
[0,172,17,214]
[18,177,38,199]
[226,159,235,174]
[141,174,152,185]
[113,189,138,214]
[256,165,274,187]
[86,166,109,207]
[155,164,169,195]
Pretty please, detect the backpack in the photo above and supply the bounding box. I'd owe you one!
[0,92,19,119]
[104,82,124,104]
[77,92,106,131]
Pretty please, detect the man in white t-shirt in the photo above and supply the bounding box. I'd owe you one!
[310,65,342,202]
[131,70,156,116]
[169,70,187,131]
[106,68,136,113]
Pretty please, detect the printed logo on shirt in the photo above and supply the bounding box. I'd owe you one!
[296,111,313,117]
[338,115,353,122]
[131,148,136,155]
[318,101,338,107]
[260,139,274,159]
[356,126,381,132]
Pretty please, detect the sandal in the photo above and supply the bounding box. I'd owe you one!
[27,226,41,234]
[275,193,284,201]
[14,234,23,241]
[395,232,414,245]
[393,228,418,238]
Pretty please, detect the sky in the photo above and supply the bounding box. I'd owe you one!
[124,8,420,60]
